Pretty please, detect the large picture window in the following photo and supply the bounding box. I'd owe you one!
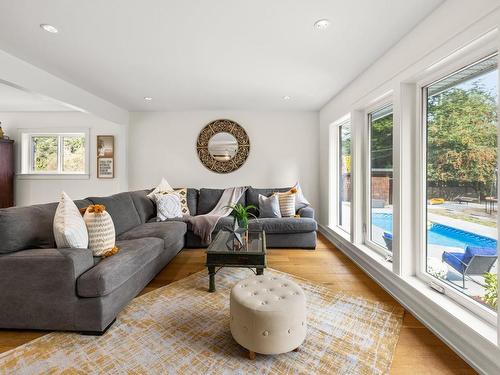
[338,122,352,233]
[367,105,394,253]
[424,54,498,313]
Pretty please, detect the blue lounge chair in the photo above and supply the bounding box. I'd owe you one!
[442,246,497,288]
[382,232,393,252]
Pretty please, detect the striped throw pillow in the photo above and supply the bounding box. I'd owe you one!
[277,193,296,217]
[53,191,89,249]
[84,205,118,257]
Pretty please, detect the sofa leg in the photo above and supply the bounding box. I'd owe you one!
[248,350,256,360]
[81,318,116,336]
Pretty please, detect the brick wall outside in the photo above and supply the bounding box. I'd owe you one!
[341,174,392,204]
[371,176,391,203]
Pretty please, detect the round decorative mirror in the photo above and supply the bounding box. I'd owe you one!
[208,132,238,161]
[197,119,250,173]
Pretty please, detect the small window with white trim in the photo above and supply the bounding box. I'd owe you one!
[19,129,89,176]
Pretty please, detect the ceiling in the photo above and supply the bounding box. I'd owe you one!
[0,82,75,111]
[0,0,444,112]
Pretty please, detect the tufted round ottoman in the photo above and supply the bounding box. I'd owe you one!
[230,274,307,359]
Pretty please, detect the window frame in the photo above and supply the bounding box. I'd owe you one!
[416,51,499,325]
[337,118,352,234]
[364,99,395,258]
[329,114,352,237]
[18,128,90,179]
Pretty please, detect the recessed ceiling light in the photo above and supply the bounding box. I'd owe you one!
[314,19,330,30]
[144,97,153,101]
[283,95,291,100]
[40,24,58,33]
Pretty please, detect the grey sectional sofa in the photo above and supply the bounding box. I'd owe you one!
[0,187,316,333]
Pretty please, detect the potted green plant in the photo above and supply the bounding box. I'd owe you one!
[483,272,497,309]
[225,203,257,230]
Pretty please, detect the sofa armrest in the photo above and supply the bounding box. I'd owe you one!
[297,206,314,219]
[0,247,95,330]
[0,248,94,294]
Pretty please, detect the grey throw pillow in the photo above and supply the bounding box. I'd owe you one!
[258,194,282,218]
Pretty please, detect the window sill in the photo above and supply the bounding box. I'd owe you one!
[16,173,90,180]
[327,224,392,270]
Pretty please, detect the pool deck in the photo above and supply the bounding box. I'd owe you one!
[339,202,497,302]
[428,212,496,239]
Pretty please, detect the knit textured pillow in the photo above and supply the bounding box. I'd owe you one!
[53,191,89,249]
[277,192,296,217]
[155,193,182,220]
[83,205,119,257]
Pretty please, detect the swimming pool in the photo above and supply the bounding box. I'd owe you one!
[372,213,497,249]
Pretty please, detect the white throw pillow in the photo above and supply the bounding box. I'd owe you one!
[155,193,183,220]
[53,191,89,249]
[147,177,174,200]
[293,181,310,210]
[84,205,117,257]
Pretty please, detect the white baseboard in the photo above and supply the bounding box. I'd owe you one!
[318,224,500,375]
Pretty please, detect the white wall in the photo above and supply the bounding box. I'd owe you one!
[128,111,319,210]
[0,111,128,206]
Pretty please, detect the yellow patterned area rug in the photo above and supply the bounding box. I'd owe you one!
[0,268,403,374]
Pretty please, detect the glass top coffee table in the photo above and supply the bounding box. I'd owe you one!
[205,230,266,292]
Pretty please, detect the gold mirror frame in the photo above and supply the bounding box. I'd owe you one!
[197,119,250,173]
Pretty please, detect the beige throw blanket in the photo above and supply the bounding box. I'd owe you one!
[187,187,247,244]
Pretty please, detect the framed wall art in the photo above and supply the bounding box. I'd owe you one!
[97,135,114,178]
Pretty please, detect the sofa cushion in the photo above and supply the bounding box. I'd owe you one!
[185,188,199,216]
[249,217,317,234]
[77,237,164,297]
[117,221,187,249]
[87,192,141,236]
[0,199,90,254]
[197,188,246,215]
[246,187,290,216]
[129,189,156,223]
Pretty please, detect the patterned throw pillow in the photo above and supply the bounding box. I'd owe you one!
[83,205,119,257]
[53,191,89,249]
[155,193,182,220]
[277,191,296,217]
[174,188,191,216]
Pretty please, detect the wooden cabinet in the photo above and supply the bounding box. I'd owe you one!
[0,139,14,208]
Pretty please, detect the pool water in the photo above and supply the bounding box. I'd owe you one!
[372,213,497,250]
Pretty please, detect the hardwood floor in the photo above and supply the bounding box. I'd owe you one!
[0,234,476,374]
